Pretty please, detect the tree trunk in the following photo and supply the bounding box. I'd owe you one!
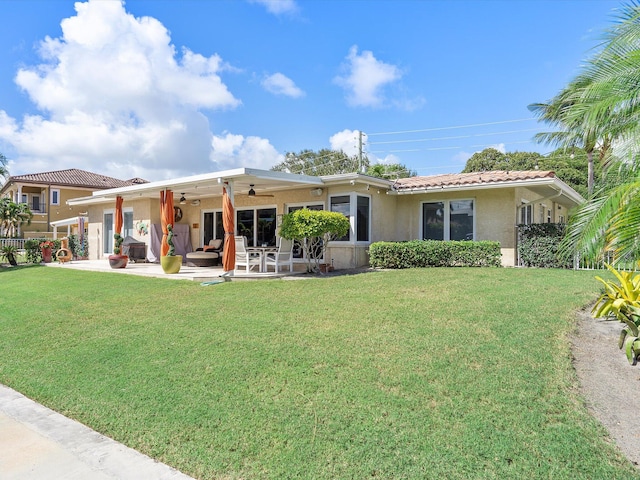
[587,150,594,197]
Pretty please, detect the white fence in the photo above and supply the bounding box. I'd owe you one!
[0,238,26,250]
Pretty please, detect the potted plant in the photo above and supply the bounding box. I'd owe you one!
[108,232,128,268]
[39,240,55,263]
[161,224,182,273]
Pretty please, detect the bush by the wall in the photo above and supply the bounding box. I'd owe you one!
[24,238,61,264]
[517,223,571,269]
[369,240,502,268]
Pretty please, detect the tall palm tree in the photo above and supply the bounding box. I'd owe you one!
[529,78,612,197]
[0,153,8,180]
[0,197,32,238]
[554,1,640,263]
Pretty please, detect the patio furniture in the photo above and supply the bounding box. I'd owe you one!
[201,238,223,254]
[264,237,294,273]
[235,236,262,273]
[186,251,220,267]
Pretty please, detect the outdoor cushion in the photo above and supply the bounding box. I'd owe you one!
[186,251,220,267]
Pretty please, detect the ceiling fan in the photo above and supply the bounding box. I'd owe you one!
[245,184,274,197]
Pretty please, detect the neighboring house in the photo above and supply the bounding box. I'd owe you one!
[68,168,583,268]
[0,169,147,238]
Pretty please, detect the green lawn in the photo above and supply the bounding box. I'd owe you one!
[0,266,637,479]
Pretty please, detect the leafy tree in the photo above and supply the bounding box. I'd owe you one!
[272,149,414,179]
[272,149,365,176]
[279,208,349,273]
[365,162,416,179]
[0,197,33,237]
[461,147,594,197]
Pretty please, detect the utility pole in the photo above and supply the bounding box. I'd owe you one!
[358,130,364,173]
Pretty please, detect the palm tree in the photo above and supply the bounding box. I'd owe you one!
[529,77,612,197]
[0,197,33,237]
[539,2,640,264]
[0,153,8,180]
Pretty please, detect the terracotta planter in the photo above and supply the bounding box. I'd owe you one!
[108,254,129,269]
[41,248,52,263]
[161,255,182,274]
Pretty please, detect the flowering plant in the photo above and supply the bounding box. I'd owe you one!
[39,240,55,250]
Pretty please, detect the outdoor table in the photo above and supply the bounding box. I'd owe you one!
[246,246,278,272]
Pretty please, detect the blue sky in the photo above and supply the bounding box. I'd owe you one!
[0,0,622,181]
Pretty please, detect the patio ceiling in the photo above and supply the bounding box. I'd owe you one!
[68,168,324,206]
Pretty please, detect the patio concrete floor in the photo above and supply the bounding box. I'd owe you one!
[44,259,294,282]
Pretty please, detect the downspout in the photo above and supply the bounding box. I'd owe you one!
[47,184,51,235]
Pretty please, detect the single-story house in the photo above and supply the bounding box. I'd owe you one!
[67,167,583,268]
[0,168,147,238]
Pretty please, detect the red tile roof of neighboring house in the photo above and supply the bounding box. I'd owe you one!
[393,170,556,190]
[4,169,149,190]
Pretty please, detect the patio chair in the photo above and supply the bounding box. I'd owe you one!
[234,236,262,273]
[264,237,294,273]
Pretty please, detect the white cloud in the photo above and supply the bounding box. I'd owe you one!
[334,46,402,108]
[487,143,506,153]
[329,129,362,157]
[211,132,283,170]
[261,73,305,98]
[0,0,276,181]
[249,0,299,16]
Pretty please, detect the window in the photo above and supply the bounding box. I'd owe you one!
[103,212,114,253]
[519,204,533,225]
[203,211,224,246]
[51,189,60,206]
[422,199,474,241]
[356,195,370,242]
[330,195,351,241]
[124,210,134,238]
[237,207,277,247]
[547,209,552,223]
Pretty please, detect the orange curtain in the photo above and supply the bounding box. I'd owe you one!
[115,196,123,235]
[160,189,173,257]
[222,185,235,272]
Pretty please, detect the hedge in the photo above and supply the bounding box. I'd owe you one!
[369,240,502,268]
[517,223,571,269]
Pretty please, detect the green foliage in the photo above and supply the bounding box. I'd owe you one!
[517,223,572,268]
[365,162,416,179]
[592,264,640,365]
[0,197,33,237]
[0,245,18,266]
[462,147,596,197]
[67,234,88,258]
[271,148,415,180]
[369,240,502,268]
[279,209,350,272]
[113,232,123,255]
[166,224,175,256]
[24,238,61,263]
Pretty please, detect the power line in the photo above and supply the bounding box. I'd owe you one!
[368,128,540,146]
[366,118,537,137]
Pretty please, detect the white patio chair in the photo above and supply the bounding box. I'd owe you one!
[264,237,294,273]
[234,236,262,273]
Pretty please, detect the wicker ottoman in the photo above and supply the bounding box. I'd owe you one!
[186,251,220,267]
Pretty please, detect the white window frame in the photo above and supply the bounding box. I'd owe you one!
[285,202,325,262]
[328,193,372,245]
[419,198,476,241]
[123,207,134,238]
[50,189,60,206]
[519,203,533,225]
[103,208,115,255]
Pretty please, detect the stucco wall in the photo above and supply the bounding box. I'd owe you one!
[394,188,519,266]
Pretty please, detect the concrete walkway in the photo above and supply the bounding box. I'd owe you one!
[0,384,194,480]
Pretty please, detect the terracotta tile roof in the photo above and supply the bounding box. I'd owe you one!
[394,170,556,190]
[6,169,149,189]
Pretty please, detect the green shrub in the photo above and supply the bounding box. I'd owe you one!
[369,240,502,268]
[517,223,570,268]
[24,238,61,263]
